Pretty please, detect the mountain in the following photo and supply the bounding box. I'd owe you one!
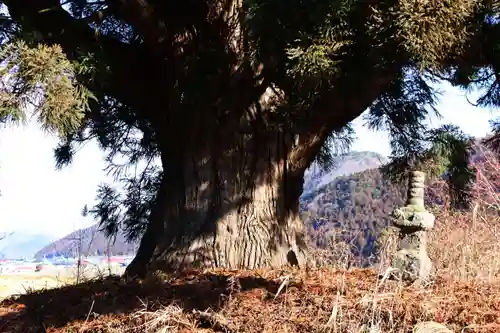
[34,225,138,260]
[302,151,388,197]
[301,167,407,263]
[0,232,56,259]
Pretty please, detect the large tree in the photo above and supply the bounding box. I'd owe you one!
[0,0,499,276]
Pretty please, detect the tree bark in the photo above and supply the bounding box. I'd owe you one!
[126,110,314,275]
[153,170,308,271]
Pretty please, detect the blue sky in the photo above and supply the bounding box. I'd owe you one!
[0,81,497,238]
[350,81,496,153]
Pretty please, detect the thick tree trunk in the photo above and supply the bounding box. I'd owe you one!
[119,0,401,276]
[149,173,309,272]
[123,65,398,276]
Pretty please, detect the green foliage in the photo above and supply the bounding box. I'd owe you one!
[392,0,479,68]
[366,68,438,133]
[88,165,162,242]
[360,66,477,208]
[246,0,354,79]
[382,124,475,208]
[0,41,92,136]
[364,67,439,162]
[286,43,343,80]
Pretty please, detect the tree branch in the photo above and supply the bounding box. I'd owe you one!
[106,0,167,53]
[289,73,396,174]
[290,51,403,172]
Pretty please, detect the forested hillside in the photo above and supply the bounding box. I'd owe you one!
[302,151,388,196]
[301,168,406,262]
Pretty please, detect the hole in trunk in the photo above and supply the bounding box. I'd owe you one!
[287,250,299,267]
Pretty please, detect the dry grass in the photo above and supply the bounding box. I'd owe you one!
[0,275,72,299]
[429,207,500,282]
[0,265,126,300]
[427,151,500,282]
[1,267,500,333]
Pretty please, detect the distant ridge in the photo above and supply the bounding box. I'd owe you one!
[302,151,388,197]
[0,232,55,259]
[34,224,138,260]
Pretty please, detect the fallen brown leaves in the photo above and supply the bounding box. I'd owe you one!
[0,268,499,333]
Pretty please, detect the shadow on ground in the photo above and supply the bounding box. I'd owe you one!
[0,270,283,333]
[2,268,500,333]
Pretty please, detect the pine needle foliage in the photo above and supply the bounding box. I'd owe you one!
[382,124,475,209]
[89,165,162,242]
[392,0,479,68]
[0,41,92,136]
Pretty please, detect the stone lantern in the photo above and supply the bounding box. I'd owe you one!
[390,171,435,282]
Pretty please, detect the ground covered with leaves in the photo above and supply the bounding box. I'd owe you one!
[0,268,499,333]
